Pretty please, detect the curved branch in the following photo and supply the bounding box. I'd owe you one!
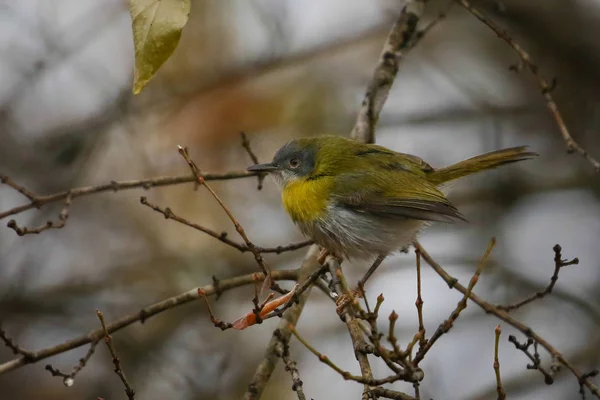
[0,170,257,221]
[455,0,600,172]
[414,242,600,398]
[0,269,298,376]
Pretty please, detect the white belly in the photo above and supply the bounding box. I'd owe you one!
[297,205,426,259]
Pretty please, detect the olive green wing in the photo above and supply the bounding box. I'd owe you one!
[332,171,466,223]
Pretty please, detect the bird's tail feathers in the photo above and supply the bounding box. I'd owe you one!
[429,146,538,185]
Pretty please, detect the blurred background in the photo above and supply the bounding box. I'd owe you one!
[1,0,600,399]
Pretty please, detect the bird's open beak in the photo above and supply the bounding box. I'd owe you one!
[247,162,278,172]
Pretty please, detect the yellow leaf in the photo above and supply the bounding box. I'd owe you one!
[129,0,191,94]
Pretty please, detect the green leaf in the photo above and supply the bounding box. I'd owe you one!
[129,0,191,95]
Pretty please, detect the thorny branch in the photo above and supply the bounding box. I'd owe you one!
[455,0,600,172]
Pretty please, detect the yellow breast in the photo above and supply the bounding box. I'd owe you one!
[282,177,333,223]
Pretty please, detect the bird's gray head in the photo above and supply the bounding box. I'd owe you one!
[246,139,317,187]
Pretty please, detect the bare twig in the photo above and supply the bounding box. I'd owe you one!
[243,246,320,400]
[139,196,312,253]
[0,269,298,376]
[326,257,375,399]
[455,0,600,172]
[408,1,453,49]
[350,0,425,143]
[498,244,579,311]
[7,193,72,236]
[264,264,329,320]
[494,325,506,400]
[357,254,386,292]
[413,238,495,364]
[290,324,421,387]
[97,311,135,399]
[177,146,283,293]
[45,342,98,387]
[508,335,554,385]
[0,170,256,221]
[0,175,37,200]
[369,387,417,400]
[0,325,34,359]
[240,132,265,190]
[415,249,427,352]
[275,331,307,400]
[580,370,600,400]
[414,241,600,398]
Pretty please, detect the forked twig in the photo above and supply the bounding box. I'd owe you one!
[415,241,600,397]
[240,132,266,190]
[413,238,495,364]
[7,193,72,236]
[177,145,283,293]
[498,244,579,311]
[455,0,600,172]
[140,196,312,254]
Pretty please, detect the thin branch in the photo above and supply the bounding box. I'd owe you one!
[326,257,375,400]
[0,175,37,201]
[350,0,425,143]
[7,193,72,236]
[289,324,420,387]
[243,246,320,400]
[0,170,256,221]
[413,238,495,364]
[45,342,98,387]
[0,325,34,359]
[494,325,506,400]
[414,241,600,398]
[0,269,298,376]
[275,332,307,400]
[498,244,579,311]
[139,196,312,254]
[177,146,283,293]
[414,249,427,352]
[408,0,454,48]
[240,132,265,190]
[580,370,600,400]
[455,0,600,172]
[508,335,554,384]
[264,264,329,320]
[97,311,135,399]
[357,254,386,293]
[369,387,417,400]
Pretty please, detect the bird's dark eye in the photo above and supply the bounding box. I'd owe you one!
[289,158,300,169]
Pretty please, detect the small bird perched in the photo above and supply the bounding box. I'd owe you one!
[247,136,537,260]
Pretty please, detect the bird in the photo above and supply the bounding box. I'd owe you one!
[247,135,537,261]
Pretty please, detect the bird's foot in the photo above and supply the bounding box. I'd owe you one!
[317,248,344,266]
